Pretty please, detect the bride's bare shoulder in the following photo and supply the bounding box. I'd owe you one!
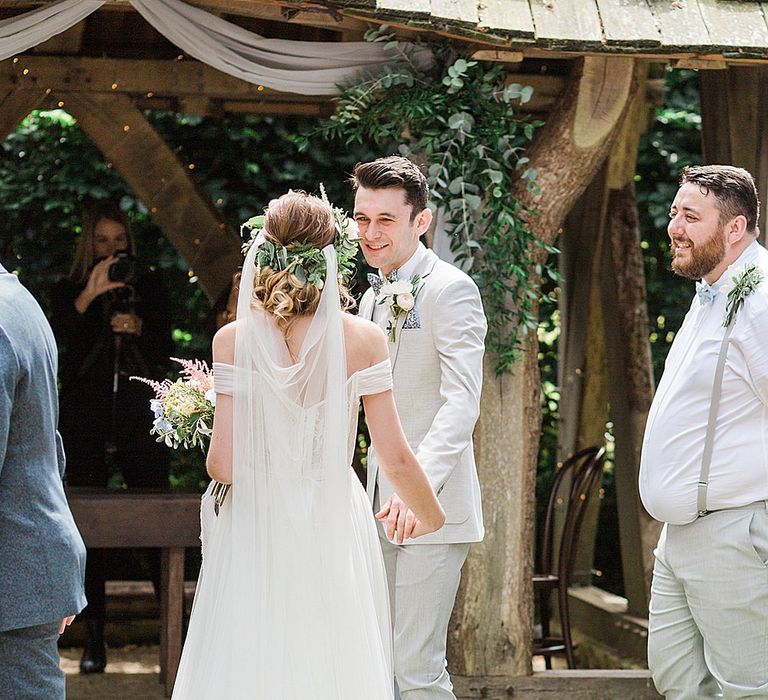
[342,314,388,369]
[212,321,239,364]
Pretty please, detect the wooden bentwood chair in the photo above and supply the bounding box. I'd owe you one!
[533,446,606,669]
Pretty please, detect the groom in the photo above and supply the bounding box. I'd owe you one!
[352,156,486,698]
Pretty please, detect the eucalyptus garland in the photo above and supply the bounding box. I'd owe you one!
[302,29,557,373]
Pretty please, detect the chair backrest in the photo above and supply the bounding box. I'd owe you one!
[539,446,606,577]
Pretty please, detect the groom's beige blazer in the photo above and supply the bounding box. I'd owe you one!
[361,244,486,545]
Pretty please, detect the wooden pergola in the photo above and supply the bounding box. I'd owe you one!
[3,1,768,697]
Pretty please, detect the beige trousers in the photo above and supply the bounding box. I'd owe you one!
[648,502,768,699]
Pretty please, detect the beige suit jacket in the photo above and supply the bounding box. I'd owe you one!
[362,246,486,545]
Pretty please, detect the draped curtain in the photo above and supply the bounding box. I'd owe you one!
[0,0,431,95]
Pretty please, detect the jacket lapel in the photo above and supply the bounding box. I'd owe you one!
[389,251,438,372]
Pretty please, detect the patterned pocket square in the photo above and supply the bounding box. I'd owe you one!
[402,308,421,330]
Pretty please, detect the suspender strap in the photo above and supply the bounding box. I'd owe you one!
[697,322,735,517]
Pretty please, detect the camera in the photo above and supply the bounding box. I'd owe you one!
[108,250,137,284]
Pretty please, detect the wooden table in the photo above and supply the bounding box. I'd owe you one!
[66,489,201,697]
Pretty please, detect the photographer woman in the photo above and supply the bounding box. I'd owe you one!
[51,199,173,674]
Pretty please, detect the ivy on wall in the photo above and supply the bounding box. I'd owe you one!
[304,29,558,373]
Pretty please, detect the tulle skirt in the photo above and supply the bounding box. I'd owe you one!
[171,474,393,699]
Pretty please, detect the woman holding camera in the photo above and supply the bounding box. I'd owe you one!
[51,199,172,674]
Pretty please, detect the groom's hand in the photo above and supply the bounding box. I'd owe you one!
[375,494,418,544]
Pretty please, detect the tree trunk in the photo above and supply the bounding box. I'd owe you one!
[449,56,639,676]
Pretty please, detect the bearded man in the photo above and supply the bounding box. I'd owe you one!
[640,165,768,699]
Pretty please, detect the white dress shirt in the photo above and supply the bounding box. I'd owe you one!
[640,241,768,525]
[371,243,429,325]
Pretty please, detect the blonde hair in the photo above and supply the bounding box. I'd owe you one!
[251,192,354,336]
[68,200,135,284]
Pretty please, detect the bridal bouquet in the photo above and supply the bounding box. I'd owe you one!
[131,357,216,451]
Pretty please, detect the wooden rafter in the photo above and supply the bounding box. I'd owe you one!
[0,55,564,115]
[59,91,242,302]
[0,84,47,140]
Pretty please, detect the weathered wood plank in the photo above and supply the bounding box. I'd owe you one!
[697,0,768,49]
[595,0,660,47]
[647,0,711,49]
[530,0,604,47]
[376,0,432,16]
[452,671,661,699]
[430,0,479,25]
[478,0,535,37]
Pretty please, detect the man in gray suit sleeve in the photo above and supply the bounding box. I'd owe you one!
[353,156,486,699]
[0,262,87,699]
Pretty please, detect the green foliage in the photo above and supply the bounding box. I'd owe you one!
[302,31,552,373]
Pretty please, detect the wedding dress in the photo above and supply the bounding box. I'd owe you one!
[171,243,394,699]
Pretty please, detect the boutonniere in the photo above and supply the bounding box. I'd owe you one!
[722,263,764,328]
[376,274,427,342]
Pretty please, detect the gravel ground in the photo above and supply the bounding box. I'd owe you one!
[62,646,165,700]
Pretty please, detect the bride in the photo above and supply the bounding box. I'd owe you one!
[171,191,445,699]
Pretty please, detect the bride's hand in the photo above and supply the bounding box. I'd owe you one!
[375,494,444,542]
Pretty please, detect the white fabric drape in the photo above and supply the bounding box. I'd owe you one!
[0,0,103,61]
[0,0,431,95]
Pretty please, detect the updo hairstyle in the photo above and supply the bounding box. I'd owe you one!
[251,191,354,334]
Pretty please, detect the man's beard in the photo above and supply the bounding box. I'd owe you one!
[670,227,726,280]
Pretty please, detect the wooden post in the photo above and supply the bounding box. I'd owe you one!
[600,77,661,615]
[160,547,186,697]
[449,56,639,676]
[556,165,612,584]
[700,66,768,243]
[59,91,242,302]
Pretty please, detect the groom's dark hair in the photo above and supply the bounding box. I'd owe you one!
[350,156,429,220]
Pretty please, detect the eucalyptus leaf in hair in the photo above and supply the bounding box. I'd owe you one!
[241,187,360,289]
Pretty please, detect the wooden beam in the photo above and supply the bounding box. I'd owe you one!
[1,56,330,104]
[30,19,85,54]
[0,56,562,116]
[470,50,524,63]
[452,670,661,699]
[0,0,371,33]
[60,91,242,302]
[700,65,768,241]
[558,165,612,585]
[0,84,47,140]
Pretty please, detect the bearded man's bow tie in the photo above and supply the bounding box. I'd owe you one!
[696,280,717,306]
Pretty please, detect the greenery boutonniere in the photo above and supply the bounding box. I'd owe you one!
[723,263,765,328]
[377,274,426,343]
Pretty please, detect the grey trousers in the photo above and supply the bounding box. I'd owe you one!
[648,502,768,699]
[377,523,469,700]
[0,621,64,700]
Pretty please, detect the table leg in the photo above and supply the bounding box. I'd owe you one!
[160,547,185,697]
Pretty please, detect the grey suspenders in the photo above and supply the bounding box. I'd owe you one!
[696,321,736,517]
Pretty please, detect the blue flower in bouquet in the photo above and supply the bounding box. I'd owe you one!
[131,358,216,451]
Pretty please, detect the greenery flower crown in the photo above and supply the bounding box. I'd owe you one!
[240,185,359,289]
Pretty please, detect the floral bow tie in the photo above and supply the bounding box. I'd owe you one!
[367,269,399,295]
[696,280,717,306]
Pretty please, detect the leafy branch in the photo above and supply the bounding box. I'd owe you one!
[301,32,558,373]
